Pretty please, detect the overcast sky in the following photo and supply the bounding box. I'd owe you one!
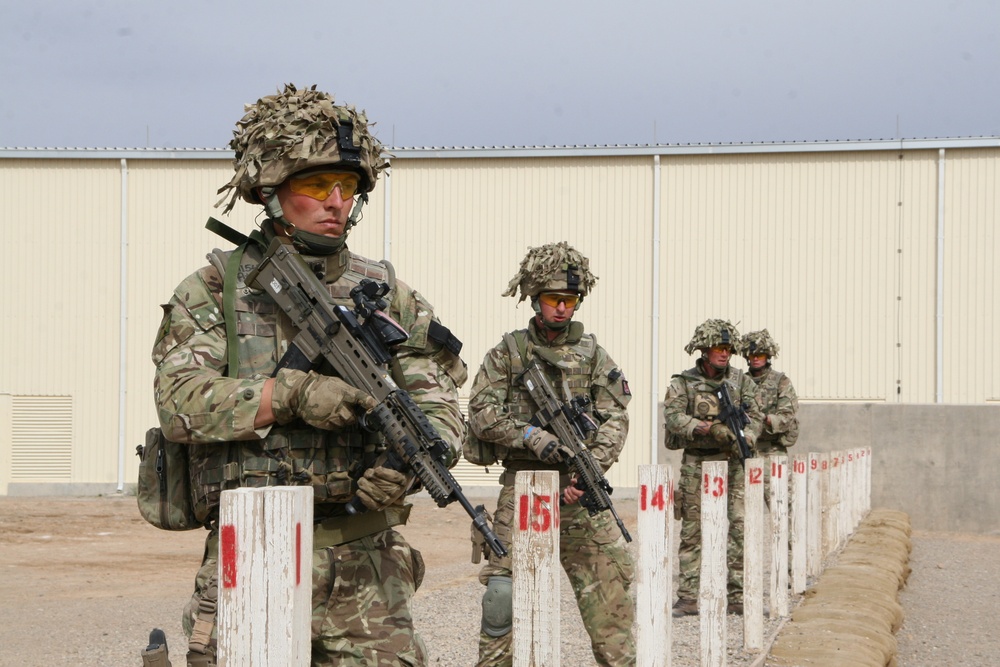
[3,1,998,149]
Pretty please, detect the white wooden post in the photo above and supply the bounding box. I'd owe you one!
[864,446,873,513]
[636,464,674,667]
[742,457,765,652]
[846,449,858,531]
[768,456,789,619]
[832,450,847,545]
[806,452,823,578]
[699,460,728,667]
[819,452,835,560]
[218,486,313,667]
[789,454,808,594]
[512,471,560,667]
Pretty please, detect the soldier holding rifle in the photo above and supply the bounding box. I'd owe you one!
[663,319,763,617]
[152,84,468,666]
[466,242,635,667]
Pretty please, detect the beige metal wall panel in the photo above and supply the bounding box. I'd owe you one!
[941,148,1000,402]
[0,159,122,485]
[385,156,655,488]
[2,141,997,496]
[658,151,924,406]
[895,152,940,403]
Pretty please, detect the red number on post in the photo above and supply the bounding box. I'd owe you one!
[703,474,726,497]
[519,495,554,533]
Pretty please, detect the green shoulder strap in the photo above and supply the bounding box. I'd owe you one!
[205,217,267,378]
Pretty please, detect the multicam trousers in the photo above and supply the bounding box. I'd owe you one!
[675,456,745,604]
[183,528,427,666]
[476,484,636,667]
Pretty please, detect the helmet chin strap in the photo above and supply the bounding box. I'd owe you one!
[531,297,573,331]
[259,186,363,256]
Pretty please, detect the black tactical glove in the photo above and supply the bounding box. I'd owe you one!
[525,427,573,464]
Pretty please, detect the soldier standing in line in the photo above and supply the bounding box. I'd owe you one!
[466,242,635,667]
[152,84,467,666]
[663,319,763,617]
[742,329,799,458]
[742,329,800,504]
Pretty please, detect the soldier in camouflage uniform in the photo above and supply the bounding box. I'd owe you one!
[662,319,763,617]
[741,330,799,504]
[741,330,799,456]
[152,84,467,667]
[467,243,635,667]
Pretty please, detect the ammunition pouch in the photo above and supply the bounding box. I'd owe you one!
[136,428,201,531]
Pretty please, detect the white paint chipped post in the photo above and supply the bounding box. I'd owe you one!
[636,464,674,667]
[830,450,846,546]
[789,454,808,594]
[806,452,823,577]
[218,487,313,667]
[699,460,728,667]
[513,470,560,667]
[768,455,789,619]
[818,452,835,560]
[742,457,765,652]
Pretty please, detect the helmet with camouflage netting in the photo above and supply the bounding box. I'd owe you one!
[741,329,780,358]
[684,319,742,355]
[216,84,388,214]
[502,242,598,303]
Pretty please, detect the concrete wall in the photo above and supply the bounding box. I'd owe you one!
[660,403,1000,534]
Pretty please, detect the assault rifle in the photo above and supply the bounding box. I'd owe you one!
[716,383,753,465]
[245,237,507,558]
[517,361,632,543]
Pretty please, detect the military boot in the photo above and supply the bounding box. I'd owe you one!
[727,601,744,615]
[672,598,698,617]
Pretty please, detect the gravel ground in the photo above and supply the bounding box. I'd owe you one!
[1,495,997,666]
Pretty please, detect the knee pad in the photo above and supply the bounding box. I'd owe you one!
[481,575,513,637]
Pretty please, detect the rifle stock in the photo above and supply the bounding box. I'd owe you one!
[245,237,507,558]
[519,362,632,543]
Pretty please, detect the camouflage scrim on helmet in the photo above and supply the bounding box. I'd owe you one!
[684,318,743,355]
[501,242,597,303]
[216,84,389,213]
[741,329,780,358]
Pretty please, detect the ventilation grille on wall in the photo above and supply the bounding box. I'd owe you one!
[11,395,73,480]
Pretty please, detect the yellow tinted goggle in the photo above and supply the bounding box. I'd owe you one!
[538,292,580,308]
[288,172,360,201]
[709,344,733,353]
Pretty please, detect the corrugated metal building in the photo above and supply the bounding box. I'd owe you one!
[1,138,997,496]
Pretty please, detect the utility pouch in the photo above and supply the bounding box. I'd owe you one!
[664,433,685,451]
[136,427,201,531]
[462,423,501,467]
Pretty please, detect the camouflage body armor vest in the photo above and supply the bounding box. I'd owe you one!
[753,368,784,446]
[185,245,396,523]
[502,327,598,468]
[667,365,750,455]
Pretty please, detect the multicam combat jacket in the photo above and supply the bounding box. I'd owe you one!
[662,360,764,457]
[749,366,799,453]
[467,319,631,474]
[152,238,467,521]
